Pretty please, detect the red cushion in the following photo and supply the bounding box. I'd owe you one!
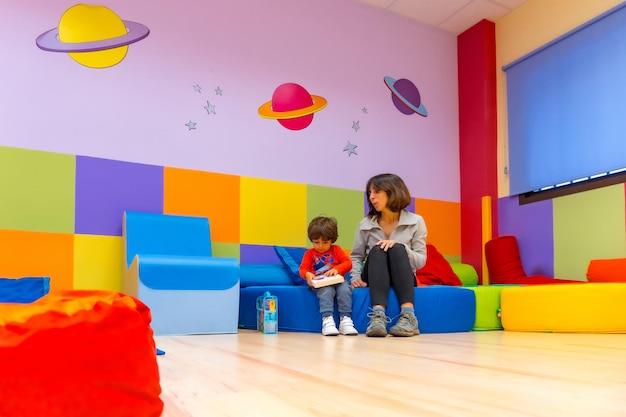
[587,258,626,282]
[0,290,163,417]
[485,235,528,284]
[485,235,580,284]
[415,244,462,286]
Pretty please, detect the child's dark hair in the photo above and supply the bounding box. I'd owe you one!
[366,173,411,217]
[307,216,339,243]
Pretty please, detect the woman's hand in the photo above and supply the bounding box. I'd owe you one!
[351,278,367,288]
[376,240,397,251]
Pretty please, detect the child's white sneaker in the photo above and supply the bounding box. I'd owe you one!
[339,316,358,336]
[322,316,339,336]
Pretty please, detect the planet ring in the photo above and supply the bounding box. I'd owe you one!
[384,76,428,117]
[36,21,150,53]
[258,95,328,119]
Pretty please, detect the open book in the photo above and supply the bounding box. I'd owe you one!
[311,274,345,288]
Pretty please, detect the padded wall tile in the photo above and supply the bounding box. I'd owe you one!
[163,167,240,243]
[553,184,626,280]
[497,196,554,277]
[415,198,460,256]
[0,229,73,291]
[74,234,123,291]
[240,177,306,246]
[0,146,75,233]
[211,242,240,261]
[240,244,281,264]
[75,156,163,236]
[307,185,363,250]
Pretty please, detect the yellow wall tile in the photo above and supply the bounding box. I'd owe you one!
[74,234,124,291]
[240,177,307,246]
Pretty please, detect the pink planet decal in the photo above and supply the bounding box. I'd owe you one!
[258,83,327,130]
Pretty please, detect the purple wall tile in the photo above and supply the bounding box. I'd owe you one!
[240,244,282,264]
[498,196,554,276]
[75,156,163,236]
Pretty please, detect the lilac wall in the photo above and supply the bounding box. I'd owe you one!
[1,0,460,202]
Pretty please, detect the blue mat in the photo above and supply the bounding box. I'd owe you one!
[0,277,50,303]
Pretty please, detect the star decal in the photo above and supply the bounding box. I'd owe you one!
[352,121,360,132]
[185,120,197,130]
[193,84,202,93]
[362,107,368,114]
[204,101,216,115]
[343,141,358,157]
[215,86,222,96]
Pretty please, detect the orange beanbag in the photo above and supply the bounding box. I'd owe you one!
[0,290,163,417]
[587,258,626,282]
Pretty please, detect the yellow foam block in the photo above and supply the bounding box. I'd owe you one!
[501,283,626,333]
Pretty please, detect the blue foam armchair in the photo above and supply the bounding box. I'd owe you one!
[123,211,239,335]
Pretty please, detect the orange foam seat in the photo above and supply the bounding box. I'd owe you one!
[586,258,626,282]
[0,290,163,417]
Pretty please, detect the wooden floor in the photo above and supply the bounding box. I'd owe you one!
[155,330,626,417]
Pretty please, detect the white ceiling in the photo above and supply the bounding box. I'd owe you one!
[355,0,528,34]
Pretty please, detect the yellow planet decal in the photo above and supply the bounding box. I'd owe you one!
[36,4,150,69]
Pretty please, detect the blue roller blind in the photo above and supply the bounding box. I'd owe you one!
[504,3,626,195]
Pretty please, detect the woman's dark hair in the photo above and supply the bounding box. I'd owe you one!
[366,173,411,217]
[307,216,339,242]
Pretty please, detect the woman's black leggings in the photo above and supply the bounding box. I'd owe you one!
[362,244,415,307]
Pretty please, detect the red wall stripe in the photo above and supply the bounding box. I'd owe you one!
[457,19,498,282]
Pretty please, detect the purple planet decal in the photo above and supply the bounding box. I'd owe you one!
[384,76,428,117]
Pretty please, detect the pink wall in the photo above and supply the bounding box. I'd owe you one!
[1,0,461,202]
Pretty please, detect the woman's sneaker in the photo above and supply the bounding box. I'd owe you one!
[322,316,339,336]
[389,311,420,337]
[365,310,390,337]
[338,316,358,335]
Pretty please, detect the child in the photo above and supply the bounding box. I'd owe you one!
[299,216,357,336]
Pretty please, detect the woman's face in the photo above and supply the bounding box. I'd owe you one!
[369,188,388,212]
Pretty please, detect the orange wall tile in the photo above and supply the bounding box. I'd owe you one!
[415,198,461,256]
[163,167,240,243]
[0,229,74,291]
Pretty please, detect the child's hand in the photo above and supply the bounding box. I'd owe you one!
[325,268,339,276]
[304,272,315,287]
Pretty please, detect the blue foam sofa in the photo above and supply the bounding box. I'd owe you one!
[238,246,479,334]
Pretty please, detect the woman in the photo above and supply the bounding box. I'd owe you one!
[350,173,427,337]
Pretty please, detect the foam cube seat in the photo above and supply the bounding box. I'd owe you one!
[500,283,626,333]
[0,290,163,417]
[123,211,240,335]
[465,284,520,330]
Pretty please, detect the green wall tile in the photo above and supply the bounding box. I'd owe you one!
[212,242,240,261]
[0,146,75,233]
[553,184,626,280]
[306,185,363,250]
